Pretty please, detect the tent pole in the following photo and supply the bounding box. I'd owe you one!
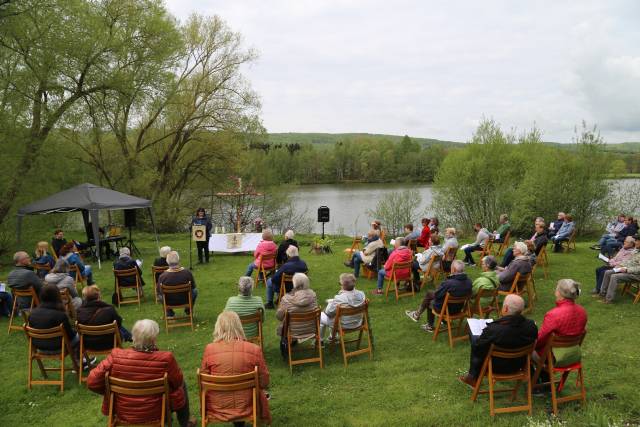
[89,209,101,269]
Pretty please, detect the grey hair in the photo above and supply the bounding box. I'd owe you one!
[166,250,180,266]
[286,245,299,258]
[284,229,295,240]
[13,251,28,264]
[238,276,253,296]
[159,246,171,258]
[624,236,636,244]
[262,229,274,241]
[132,319,160,347]
[292,272,310,290]
[396,237,406,247]
[503,294,525,315]
[513,241,528,255]
[119,247,131,257]
[52,258,70,274]
[450,260,465,273]
[481,255,497,270]
[556,279,580,300]
[339,273,356,291]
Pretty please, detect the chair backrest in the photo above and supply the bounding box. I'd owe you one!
[474,288,498,309]
[258,253,276,267]
[407,239,417,253]
[198,366,259,393]
[59,287,76,319]
[285,307,321,338]
[13,287,40,306]
[440,292,471,316]
[488,342,536,361]
[76,320,121,351]
[106,373,170,426]
[541,332,586,358]
[152,265,169,284]
[33,263,52,276]
[113,267,140,285]
[334,300,368,330]
[509,272,531,293]
[280,273,295,287]
[239,308,264,347]
[443,246,457,262]
[50,244,59,262]
[160,282,191,295]
[24,323,71,354]
[390,261,413,280]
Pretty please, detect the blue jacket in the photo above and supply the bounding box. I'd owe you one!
[65,253,87,277]
[556,221,575,240]
[433,273,472,313]
[272,256,308,289]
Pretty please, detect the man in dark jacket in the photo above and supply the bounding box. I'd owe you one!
[276,229,299,265]
[266,245,308,309]
[51,229,67,257]
[459,294,538,387]
[158,251,197,317]
[8,251,43,310]
[405,260,472,332]
[77,285,132,349]
[113,247,145,287]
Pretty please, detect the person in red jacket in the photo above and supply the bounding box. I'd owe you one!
[373,237,413,295]
[200,311,271,425]
[87,319,195,427]
[417,218,432,249]
[244,229,278,277]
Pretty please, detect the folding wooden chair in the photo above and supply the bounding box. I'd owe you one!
[329,300,373,367]
[380,229,387,246]
[69,263,86,291]
[197,367,260,427]
[471,288,500,319]
[239,309,264,349]
[113,267,143,308]
[25,323,79,392]
[561,229,577,253]
[343,235,361,263]
[498,272,534,314]
[361,247,387,280]
[33,262,52,278]
[50,243,59,262]
[407,239,418,254]
[59,288,77,322]
[536,245,550,280]
[151,265,169,304]
[8,287,39,334]
[420,255,443,289]
[495,231,511,256]
[479,237,494,259]
[622,280,640,304]
[160,283,194,333]
[276,273,295,306]
[76,320,121,384]
[442,246,457,275]
[284,308,323,373]
[431,292,472,348]
[384,261,415,302]
[471,342,536,417]
[254,253,276,288]
[106,372,171,427]
[532,332,587,415]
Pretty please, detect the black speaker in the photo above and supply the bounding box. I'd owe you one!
[124,209,137,228]
[317,206,330,223]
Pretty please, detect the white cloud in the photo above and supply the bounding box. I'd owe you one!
[164,0,640,143]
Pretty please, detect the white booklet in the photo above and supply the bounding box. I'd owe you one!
[390,239,396,246]
[598,253,610,263]
[494,234,500,240]
[460,244,471,251]
[468,318,493,336]
[0,282,5,293]
[136,259,143,268]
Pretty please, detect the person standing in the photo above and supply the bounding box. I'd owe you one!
[192,208,213,264]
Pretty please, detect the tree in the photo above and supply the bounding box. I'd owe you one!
[367,189,422,236]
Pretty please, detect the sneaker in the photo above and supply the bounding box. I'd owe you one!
[371,289,383,296]
[265,302,275,309]
[421,323,434,332]
[405,310,419,322]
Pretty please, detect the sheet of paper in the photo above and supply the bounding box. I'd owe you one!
[613,267,622,273]
[136,259,143,268]
[467,318,493,336]
[460,244,470,251]
[598,253,609,263]
[495,234,500,240]
[390,239,396,246]
[0,282,5,293]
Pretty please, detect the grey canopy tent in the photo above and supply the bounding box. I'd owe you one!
[17,183,159,268]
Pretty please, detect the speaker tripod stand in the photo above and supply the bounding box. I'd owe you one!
[124,226,141,257]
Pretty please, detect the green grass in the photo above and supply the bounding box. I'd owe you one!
[1,234,639,426]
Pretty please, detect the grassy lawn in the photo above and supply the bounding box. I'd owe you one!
[1,233,639,426]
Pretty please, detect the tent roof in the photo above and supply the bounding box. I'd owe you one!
[17,183,151,215]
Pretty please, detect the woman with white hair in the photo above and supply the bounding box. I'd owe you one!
[275,273,318,340]
[224,276,265,338]
[245,229,278,277]
[200,311,271,425]
[497,241,532,291]
[87,319,195,426]
[276,229,299,265]
[153,246,172,267]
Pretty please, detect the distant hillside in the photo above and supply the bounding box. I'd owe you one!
[266,132,463,148]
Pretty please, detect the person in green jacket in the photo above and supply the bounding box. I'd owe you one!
[224,276,265,338]
[472,255,500,306]
[494,214,511,243]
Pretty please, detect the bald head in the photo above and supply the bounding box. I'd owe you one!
[450,260,465,274]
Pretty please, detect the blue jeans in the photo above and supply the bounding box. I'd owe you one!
[0,291,13,317]
[266,278,275,303]
[602,241,622,257]
[83,265,94,285]
[595,265,611,293]
[166,289,198,316]
[501,248,515,267]
[353,253,363,277]
[377,268,386,290]
[463,244,482,264]
[245,263,256,277]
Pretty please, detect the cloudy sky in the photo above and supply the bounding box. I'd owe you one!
[164,0,640,143]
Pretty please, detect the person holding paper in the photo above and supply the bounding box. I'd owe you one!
[192,207,213,264]
[550,214,575,253]
[547,212,565,239]
[113,246,145,303]
[462,223,490,266]
[459,294,537,387]
[598,241,640,304]
[592,236,636,294]
[493,214,511,243]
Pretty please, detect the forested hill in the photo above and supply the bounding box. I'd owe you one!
[266,132,463,148]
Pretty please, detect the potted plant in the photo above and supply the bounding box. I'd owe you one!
[311,236,334,254]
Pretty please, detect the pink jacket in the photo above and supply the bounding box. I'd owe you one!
[384,247,413,279]
[253,240,278,269]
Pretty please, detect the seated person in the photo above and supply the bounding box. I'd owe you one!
[415,235,444,278]
[158,251,198,316]
[362,220,382,244]
[601,217,638,257]
[592,214,626,250]
[224,276,265,339]
[535,279,587,363]
[402,223,421,246]
[33,241,55,276]
[442,227,459,273]
[275,273,318,348]
[345,230,384,278]
[45,259,82,309]
[87,319,195,427]
[501,223,548,267]
[405,260,472,331]
[27,284,80,366]
[598,243,640,304]
[244,229,278,277]
[472,255,499,305]
[462,223,490,266]
[459,294,537,387]
[429,217,440,235]
[153,246,171,267]
[59,242,94,285]
[51,229,67,257]
[493,214,511,243]
[547,212,565,239]
[592,236,637,294]
[266,245,308,309]
[113,247,145,286]
[200,311,271,425]
[77,285,132,345]
[497,242,532,291]
[8,251,43,310]
[550,214,575,252]
[320,273,366,341]
[276,229,299,265]
[373,237,412,295]
[417,218,432,248]
[534,217,545,227]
